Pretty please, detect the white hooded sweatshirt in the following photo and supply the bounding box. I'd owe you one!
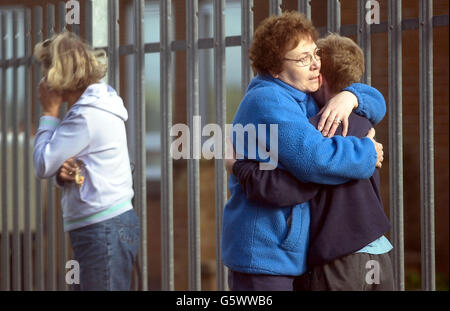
[33,83,134,231]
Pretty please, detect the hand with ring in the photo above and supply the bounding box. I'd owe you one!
[317,91,358,137]
[333,117,342,125]
[56,158,79,185]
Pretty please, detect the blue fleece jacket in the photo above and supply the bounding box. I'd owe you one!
[221,75,386,276]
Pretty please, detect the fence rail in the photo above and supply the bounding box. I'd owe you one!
[0,0,447,291]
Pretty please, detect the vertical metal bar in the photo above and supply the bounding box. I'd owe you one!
[269,0,282,16]
[57,2,67,33]
[57,206,67,291]
[419,0,435,291]
[160,0,174,292]
[134,0,147,292]
[198,10,211,130]
[46,3,56,291]
[56,2,67,291]
[57,184,66,289]
[327,0,341,34]
[358,0,371,85]
[214,0,227,291]
[47,8,55,91]
[298,0,311,20]
[71,25,80,37]
[69,0,80,36]
[11,10,21,292]
[187,0,201,291]
[23,8,33,291]
[0,11,10,292]
[388,0,405,291]
[84,0,93,46]
[32,5,44,291]
[108,0,120,93]
[59,218,70,291]
[241,0,253,95]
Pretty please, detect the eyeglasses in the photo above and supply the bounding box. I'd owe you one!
[283,48,322,67]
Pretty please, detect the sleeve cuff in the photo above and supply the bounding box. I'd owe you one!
[362,137,378,176]
[38,116,61,130]
[343,84,367,116]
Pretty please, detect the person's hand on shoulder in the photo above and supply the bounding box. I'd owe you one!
[317,91,357,137]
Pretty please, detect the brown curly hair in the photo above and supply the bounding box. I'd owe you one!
[316,34,364,94]
[249,11,318,76]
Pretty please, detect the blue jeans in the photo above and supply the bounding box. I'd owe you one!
[69,209,140,291]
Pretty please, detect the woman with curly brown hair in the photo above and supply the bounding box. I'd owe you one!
[222,12,386,290]
[33,31,139,290]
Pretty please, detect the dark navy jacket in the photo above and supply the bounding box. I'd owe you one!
[232,112,391,266]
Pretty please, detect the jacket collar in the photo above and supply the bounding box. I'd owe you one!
[257,74,308,103]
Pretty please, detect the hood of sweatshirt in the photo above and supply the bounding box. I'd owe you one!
[72,83,128,121]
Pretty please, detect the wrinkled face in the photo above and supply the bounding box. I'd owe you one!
[275,38,322,93]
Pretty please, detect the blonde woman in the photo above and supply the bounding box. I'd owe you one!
[33,31,139,291]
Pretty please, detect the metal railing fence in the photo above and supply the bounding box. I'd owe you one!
[0,0,447,291]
